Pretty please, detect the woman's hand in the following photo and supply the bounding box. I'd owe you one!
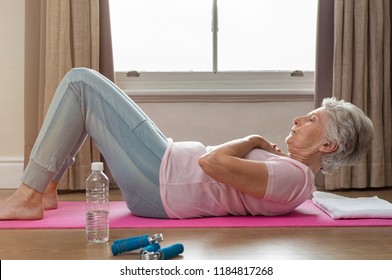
[244,135,287,156]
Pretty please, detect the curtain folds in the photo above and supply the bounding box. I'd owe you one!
[24,0,114,190]
[314,0,335,188]
[324,0,392,189]
[315,0,335,109]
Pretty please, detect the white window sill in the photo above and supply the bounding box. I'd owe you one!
[115,71,314,103]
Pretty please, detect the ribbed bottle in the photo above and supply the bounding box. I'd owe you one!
[85,162,109,243]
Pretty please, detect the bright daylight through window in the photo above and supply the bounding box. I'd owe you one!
[110,0,317,73]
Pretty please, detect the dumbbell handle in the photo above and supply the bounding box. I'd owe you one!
[160,243,184,260]
[112,234,163,256]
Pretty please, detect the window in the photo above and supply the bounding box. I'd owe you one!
[218,0,317,72]
[111,0,211,72]
[110,0,317,101]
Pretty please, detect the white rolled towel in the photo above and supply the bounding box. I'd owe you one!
[312,191,392,219]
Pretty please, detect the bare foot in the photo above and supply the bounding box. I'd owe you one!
[43,182,58,210]
[0,184,44,220]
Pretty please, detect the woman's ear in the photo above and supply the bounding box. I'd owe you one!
[319,141,338,154]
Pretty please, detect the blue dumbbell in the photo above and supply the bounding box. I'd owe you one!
[140,243,184,260]
[111,233,163,256]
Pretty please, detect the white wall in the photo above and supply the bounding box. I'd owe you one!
[137,102,313,149]
[0,0,25,188]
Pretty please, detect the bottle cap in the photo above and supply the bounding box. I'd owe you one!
[91,162,104,171]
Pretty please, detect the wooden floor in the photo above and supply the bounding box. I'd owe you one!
[0,188,392,260]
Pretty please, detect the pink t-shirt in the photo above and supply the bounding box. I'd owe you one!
[159,139,316,219]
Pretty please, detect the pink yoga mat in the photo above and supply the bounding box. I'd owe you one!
[1,200,392,229]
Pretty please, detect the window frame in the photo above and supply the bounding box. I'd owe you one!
[115,70,314,103]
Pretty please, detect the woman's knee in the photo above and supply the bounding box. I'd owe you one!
[63,67,99,84]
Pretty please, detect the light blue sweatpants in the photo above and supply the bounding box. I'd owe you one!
[23,68,169,218]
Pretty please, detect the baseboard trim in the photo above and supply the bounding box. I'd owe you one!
[0,157,24,189]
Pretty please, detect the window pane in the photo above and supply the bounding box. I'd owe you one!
[110,0,212,71]
[218,0,317,71]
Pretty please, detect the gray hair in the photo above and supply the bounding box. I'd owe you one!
[320,97,374,174]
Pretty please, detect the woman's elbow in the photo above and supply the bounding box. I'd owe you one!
[198,153,219,175]
[198,154,210,171]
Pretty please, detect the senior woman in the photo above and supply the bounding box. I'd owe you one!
[0,68,373,220]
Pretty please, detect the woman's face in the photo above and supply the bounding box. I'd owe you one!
[285,107,330,155]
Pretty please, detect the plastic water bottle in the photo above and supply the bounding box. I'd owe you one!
[86,162,109,243]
